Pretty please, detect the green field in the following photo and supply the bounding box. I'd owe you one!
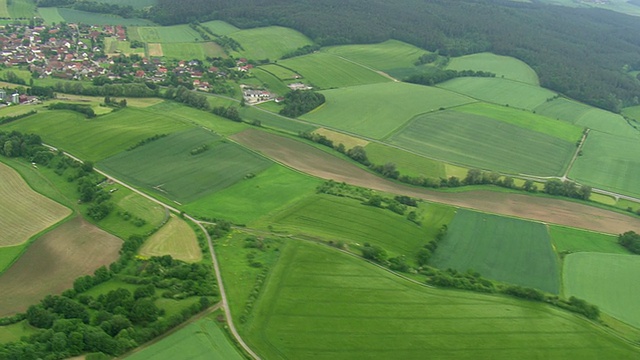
[549,226,627,255]
[430,210,559,294]
[455,102,584,142]
[0,321,37,344]
[242,240,639,359]
[0,0,11,17]
[8,0,35,18]
[146,101,248,136]
[252,68,291,95]
[160,42,226,60]
[278,52,391,89]
[104,37,145,55]
[125,312,244,360]
[564,253,640,328]
[184,165,320,225]
[2,108,191,161]
[535,98,636,137]
[134,25,204,43]
[258,64,302,80]
[262,194,455,262]
[99,128,272,204]
[322,40,427,73]
[438,77,556,110]
[569,131,640,197]
[229,26,313,60]
[447,52,540,85]
[0,244,27,274]
[38,7,153,25]
[388,110,574,176]
[364,142,447,179]
[301,82,475,139]
[200,20,240,36]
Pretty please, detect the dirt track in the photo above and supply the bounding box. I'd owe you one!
[232,129,640,235]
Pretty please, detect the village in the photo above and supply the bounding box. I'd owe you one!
[0,22,280,105]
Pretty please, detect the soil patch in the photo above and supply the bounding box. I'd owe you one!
[0,217,122,316]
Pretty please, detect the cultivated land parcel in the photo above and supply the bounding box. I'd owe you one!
[1,15,640,359]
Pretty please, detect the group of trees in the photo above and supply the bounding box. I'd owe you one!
[405,69,495,86]
[163,85,209,110]
[543,179,592,201]
[48,102,96,118]
[618,231,640,254]
[416,225,448,266]
[212,105,241,122]
[279,90,325,117]
[0,253,216,359]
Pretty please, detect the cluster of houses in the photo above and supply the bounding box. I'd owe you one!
[0,23,308,104]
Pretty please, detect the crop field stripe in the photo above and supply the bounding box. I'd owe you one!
[322,40,427,73]
[0,162,71,247]
[0,0,9,18]
[549,225,627,255]
[200,20,240,36]
[564,253,640,328]
[430,210,560,294]
[8,0,35,18]
[244,240,639,359]
[388,110,574,176]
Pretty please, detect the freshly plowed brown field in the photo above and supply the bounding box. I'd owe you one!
[0,162,71,246]
[0,217,122,316]
[232,129,640,234]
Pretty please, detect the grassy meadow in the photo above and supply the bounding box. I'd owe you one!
[454,102,584,143]
[430,210,560,294]
[139,215,202,262]
[242,240,639,359]
[564,253,640,328]
[388,110,574,176]
[251,68,292,95]
[301,82,475,139]
[322,40,426,73]
[155,42,226,60]
[262,194,454,262]
[183,165,320,225]
[0,162,71,247]
[229,26,313,60]
[200,20,240,35]
[447,52,540,85]
[569,131,640,198]
[99,128,272,204]
[125,311,244,360]
[438,77,556,110]
[258,64,302,80]
[2,108,192,161]
[277,52,391,89]
[549,226,628,255]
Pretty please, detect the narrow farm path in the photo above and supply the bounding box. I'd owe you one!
[563,128,590,180]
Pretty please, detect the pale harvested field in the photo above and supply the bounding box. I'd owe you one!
[148,43,163,57]
[313,128,369,149]
[0,217,122,316]
[232,129,640,234]
[139,215,202,262]
[0,162,71,246]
